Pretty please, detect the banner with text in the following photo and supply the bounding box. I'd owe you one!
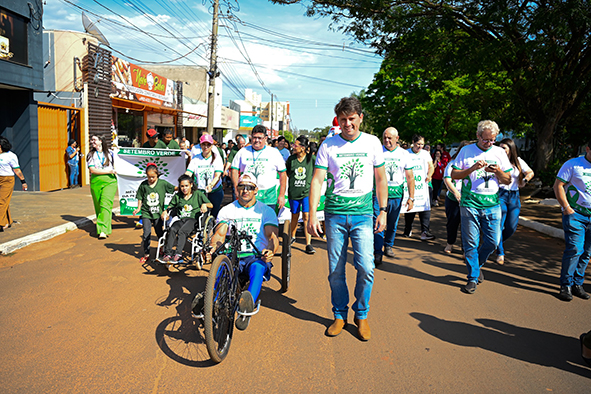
[115,148,186,215]
[400,175,431,214]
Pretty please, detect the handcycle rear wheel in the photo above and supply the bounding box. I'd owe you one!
[281,220,291,293]
[204,255,235,363]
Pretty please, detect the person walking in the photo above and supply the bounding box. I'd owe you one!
[87,134,118,239]
[442,141,471,254]
[553,139,591,301]
[431,149,445,206]
[185,134,224,217]
[451,120,511,294]
[231,125,287,212]
[0,137,27,231]
[374,127,414,265]
[496,138,534,265]
[308,96,387,341]
[66,139,81,188]
[403,134,435,240]
[286,135,316,254]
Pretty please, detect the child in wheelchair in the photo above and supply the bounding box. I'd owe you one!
[161,174,212,263]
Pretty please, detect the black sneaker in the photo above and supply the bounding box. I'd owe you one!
[420,231,435,241]
[478,270,484,284]
[558,285,573,302]
[305,244,316,254]
[235,290,255,331]
[572,285,590,300]
[462,281,477,294]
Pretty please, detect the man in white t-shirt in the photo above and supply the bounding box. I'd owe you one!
[231,125,287,212]
[374,127,414,265]
[308,97,388,341]
[452,120,511,294]
[553,139,591,301]
[207,173,279,330]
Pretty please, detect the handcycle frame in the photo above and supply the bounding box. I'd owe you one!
[201,219,264,363]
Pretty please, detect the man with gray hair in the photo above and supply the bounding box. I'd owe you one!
[451,120,512,294]
[374,127,415,265]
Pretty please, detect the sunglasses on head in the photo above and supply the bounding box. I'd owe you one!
[237,184,256,191]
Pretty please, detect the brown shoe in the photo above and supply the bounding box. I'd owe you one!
[354,317,371,341]
[326,318,347,337]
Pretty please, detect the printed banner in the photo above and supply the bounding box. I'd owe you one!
[400,174,431,214]
[115,148,187,215]
[111,56,177,108]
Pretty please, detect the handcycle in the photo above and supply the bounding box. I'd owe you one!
[196,219,266,363]
[154,210,215,270]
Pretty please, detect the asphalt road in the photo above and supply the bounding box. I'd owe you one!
[0,210,590,393]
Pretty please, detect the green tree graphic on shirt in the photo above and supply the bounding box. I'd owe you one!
[586,180,591,193]
[247,161,265,182]
[199,168,213,187]
[341,158,364,189]
[386,162,398,181]
[239,222,258,252]
[482,170,494,188]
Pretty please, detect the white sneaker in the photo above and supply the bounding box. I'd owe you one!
[98,232,107,239]
[444,243,453,254]
[496,255,505,265]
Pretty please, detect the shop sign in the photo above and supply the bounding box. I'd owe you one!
[111,56,177,108]
[239,115,262,129]
[0,9,28,64]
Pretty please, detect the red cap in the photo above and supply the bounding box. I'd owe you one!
[147,128,157,138]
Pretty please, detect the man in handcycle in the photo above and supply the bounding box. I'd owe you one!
[206,173,279,330]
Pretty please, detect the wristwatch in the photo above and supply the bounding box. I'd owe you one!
[379,207,387,212]
[409,198,415,202]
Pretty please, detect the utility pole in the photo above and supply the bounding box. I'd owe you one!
[206,0,219,135]
[270,94,273,138]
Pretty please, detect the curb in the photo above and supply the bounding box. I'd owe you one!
[0,208,120,255]
[519,216,564,240]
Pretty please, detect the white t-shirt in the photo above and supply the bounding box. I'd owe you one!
[383,147,413,198]
[0,151,20,176]
[231,146,287,205]
[87,150,115,172]
[500,157,532,191]
[186,152,224,192]
[556,155,591,215]
[452,144,512,208]
[217,200,279,257]
[406,148,432,186]
[315,132,384,214]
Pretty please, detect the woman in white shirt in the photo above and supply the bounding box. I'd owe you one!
[497,138,534,264]
[87,134,118,239]
[0,137,27,231]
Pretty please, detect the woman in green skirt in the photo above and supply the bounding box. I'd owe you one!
[87,135,118,239]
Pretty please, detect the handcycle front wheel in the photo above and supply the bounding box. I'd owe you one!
[204,255,235,363]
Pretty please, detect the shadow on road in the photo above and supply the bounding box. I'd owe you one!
[410,312,591,378]
[261,285,334,329]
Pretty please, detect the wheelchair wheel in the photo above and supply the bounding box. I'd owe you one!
[281,220,291,293]
[202,215,215,249]
[204,255,235,363]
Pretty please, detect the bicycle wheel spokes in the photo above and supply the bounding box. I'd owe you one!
[204,255,235,363]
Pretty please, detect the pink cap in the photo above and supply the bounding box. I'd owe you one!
[200,134,214,144]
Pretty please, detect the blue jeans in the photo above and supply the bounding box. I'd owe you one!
[373,195,403,255]
[498,189,521,256]
[68,162,79,187]
[560,211,591,286]
[460,205,502,282]
[325,213,374,320]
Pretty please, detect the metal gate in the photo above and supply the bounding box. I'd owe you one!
[37,103,83,191]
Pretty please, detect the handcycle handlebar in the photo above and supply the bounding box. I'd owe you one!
[209,220,262,259]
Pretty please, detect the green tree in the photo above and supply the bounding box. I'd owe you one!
[271,0,591,172]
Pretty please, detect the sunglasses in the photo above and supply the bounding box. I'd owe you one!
[237,184,256,191]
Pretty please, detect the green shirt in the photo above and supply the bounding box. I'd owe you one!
[286,154,315,200]
[227,145,240,165]
[136,179,176,220]
[162,140,180,149]
[142,140,167,149]
[168,191,211,219]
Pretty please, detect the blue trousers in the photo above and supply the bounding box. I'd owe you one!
[373,195,403,255]
[497,189,521,256]
[560,211,591,286]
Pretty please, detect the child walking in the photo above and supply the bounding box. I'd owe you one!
[133,163,176,264]
[162,174,212,262]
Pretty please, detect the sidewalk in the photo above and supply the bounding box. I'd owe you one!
[0,186,564,255]
[0,186,120,254]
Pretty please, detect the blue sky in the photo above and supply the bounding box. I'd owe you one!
[43,0,383,131]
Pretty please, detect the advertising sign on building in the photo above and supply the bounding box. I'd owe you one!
[239,115,262,130]
[111,56,177,108]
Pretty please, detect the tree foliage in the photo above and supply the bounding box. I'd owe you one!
[272,0,591,171]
